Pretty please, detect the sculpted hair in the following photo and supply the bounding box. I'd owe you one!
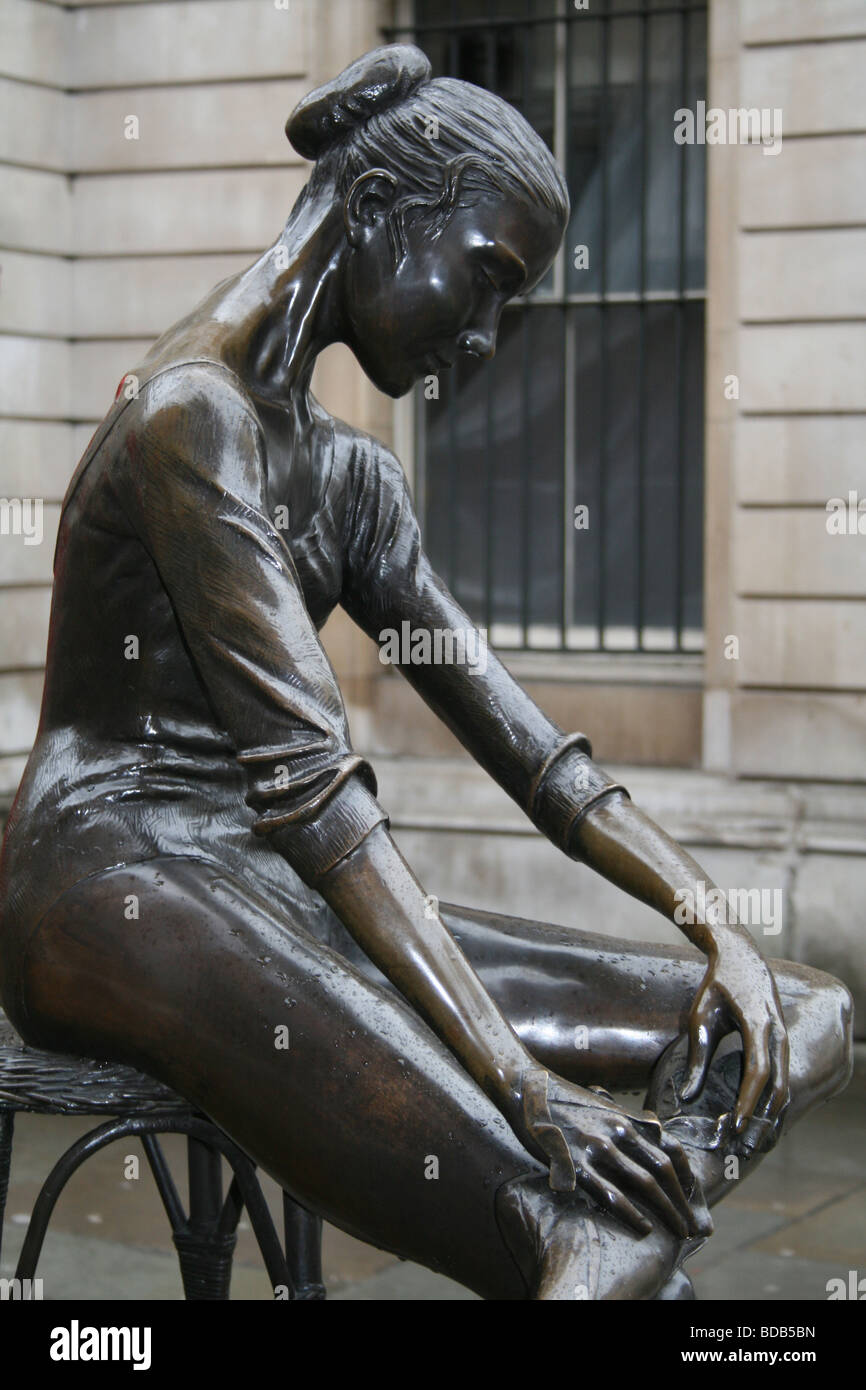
[286,44,569,265]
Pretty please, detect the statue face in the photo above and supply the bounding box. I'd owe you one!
[341,181,563,398]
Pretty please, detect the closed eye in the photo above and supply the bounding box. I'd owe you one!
[476,249,527,299]
[476,261,503,294]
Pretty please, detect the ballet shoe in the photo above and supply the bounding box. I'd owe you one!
[495,1170,708,1301]
[645,1032,780,1159]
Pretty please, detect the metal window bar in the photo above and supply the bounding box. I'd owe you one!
[597,11,609,648]
[675,2,689,650]
[636,3,649,644]
[385,0,707,655]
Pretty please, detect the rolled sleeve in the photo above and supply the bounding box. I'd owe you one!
[526,734,630,855]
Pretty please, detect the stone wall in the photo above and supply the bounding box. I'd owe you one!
[703,0,866,778]
[0,0,391,803]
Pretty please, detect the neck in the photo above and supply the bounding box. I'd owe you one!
[210,186,349,426]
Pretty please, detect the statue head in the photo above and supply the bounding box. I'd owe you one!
[286,44,570,397]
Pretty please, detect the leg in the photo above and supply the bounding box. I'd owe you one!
[11,857,543,1300]
[439,903,854,1213]
[436,902,854,1295]
[285,892,854,1289]
[437,903,853,1119]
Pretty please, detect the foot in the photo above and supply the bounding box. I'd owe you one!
[495,1171,708,1301]
[646,1031,779,1155]
[645,1032,782,1205]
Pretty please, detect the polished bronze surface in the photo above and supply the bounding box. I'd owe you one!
[0,45,853,1299]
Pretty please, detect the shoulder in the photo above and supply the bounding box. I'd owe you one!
[327,413,411,509]
[137,361,262,443]
[320,418,423,587]
[126,360,266,498]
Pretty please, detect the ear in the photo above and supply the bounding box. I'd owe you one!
[343,170,399,248]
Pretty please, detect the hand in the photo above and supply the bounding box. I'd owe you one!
[682,936,790,1132]
[517,1069,711,1241]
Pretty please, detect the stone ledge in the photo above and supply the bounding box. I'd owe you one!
[373,756,866,858]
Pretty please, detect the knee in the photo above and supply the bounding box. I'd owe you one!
[816,971,855,1097]
[788,966,854,1102]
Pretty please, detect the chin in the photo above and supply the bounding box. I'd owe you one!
[383,376,415,400]
[350,342,411,399]
[370,363,416,399]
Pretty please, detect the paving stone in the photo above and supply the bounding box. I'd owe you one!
[330,1262,480,1301]
[691,1248,851,1304]
[751,1186,866,1266]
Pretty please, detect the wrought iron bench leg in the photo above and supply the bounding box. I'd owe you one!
[283,1192,325,1300]
[171,1138,237,1300]
[10,1111,315,1300]
[145,1133,296,1300]
[0,1108,14,1268]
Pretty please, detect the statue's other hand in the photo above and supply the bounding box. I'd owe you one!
[681,940,791,1133]
[519,1070,709,1240]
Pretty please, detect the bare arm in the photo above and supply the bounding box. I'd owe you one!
[573,794,790,1130]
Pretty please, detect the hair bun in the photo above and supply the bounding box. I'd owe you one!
[286,44,432,160]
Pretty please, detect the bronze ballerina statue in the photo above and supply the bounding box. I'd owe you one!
[0,45,852,1300]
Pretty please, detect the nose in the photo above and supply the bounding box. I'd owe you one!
[458,328,496,361]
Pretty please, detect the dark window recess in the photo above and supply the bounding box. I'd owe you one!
[386,0,707,653]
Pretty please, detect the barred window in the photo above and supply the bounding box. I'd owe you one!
[387,0,707,653]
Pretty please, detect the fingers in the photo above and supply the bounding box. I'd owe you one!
[545,1106,714,1242]
[734,1018,773,1131]
[618,1132,701,1237]
[657,1130,697,1196]
[658,1133,714,1237]
[574,1164,653,1239]
[757,1022,791,1124]
[681,1006,721,1104]
[585,1119,705,1240]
